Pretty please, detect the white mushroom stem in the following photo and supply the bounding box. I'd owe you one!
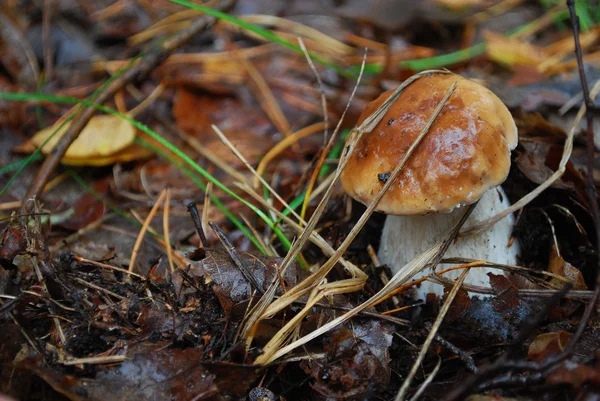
[378,186,519,299]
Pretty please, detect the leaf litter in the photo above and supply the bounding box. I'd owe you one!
[1,0,600,400]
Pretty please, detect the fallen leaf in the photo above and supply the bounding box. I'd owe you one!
[302,320,394,399]
[191,249,306,317]
[548,245,587,290]
[528,331,571,362]
[484,30,548,68]
[443,288,471,322]
[0,225,27,262]
[488,273,520,311]
[31,114,136,159]
[60,143,154,166]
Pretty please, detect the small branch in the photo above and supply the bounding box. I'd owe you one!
[566,0,600,354]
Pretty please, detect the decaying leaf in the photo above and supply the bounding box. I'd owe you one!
[528,331,571,362]
[484,30,548,68]
[31,114,136,159]
[443,288,471,322]
[548,245,587,290]
[301,321,394,399]
[190,249,307,316]
[488,273,520,311]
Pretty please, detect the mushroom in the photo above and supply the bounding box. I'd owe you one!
[341,71,519,299]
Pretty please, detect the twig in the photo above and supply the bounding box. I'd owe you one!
[425,322,478,373]
[565,0,600,355]
[186,201,208,247]
[42,0,54,81]
[23,0,232,200]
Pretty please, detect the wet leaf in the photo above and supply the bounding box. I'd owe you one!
[301,320,394,399]
[31,114,136,159]
[528,331,571,362]
[0,226,27,262]
[548,245,587,291]
[488,273,520,311]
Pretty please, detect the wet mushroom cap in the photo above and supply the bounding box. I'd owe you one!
[341,72,518,215]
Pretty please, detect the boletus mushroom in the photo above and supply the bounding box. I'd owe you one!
[341,71,519,299]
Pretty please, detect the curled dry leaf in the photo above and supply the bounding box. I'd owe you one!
[528,331,571,362]
[31,114,136,159]
[548,244,587,290]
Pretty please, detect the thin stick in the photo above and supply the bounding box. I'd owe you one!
[186,201,208,247]
[564,0,600,354]
[129,188,168,272]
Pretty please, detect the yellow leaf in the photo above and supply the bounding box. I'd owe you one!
[60,144,154,166]
[484,30,548,67]
[32,114,136,158]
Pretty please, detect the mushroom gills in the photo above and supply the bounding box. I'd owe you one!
[378,186,519,299]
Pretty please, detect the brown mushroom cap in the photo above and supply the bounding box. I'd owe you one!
[341,72,518,215]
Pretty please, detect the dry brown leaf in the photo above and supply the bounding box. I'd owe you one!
[32,114,136,158]
[484,30,548,67]
[488,272,520,311]
[528,331,571,362]
[548,245,587,290]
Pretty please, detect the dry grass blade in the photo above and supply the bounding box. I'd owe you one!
[240,55,292,138]
[235,182,354,269]
[129,187,168,272]
[408,356,442,401]
[239,53,369,343]
[212,124,304,225]
[461,79,600,236]
[297,37,330,222]
[162,187,175,273]
[253,77,457,364]
[395,268,470,401]
[254,122,327,188]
